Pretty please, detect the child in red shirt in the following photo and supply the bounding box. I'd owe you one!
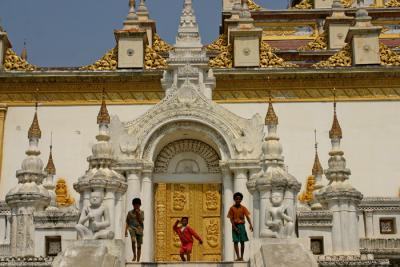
[173,217,203,261]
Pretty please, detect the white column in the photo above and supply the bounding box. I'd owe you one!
[222,168,234,261]
[141,170,154,262]
[114,192,124,240]
[259,189,270,237]
[365,210,374,238]
[104,190,115,235]
[233,169,249,208]
[348,202,360,254]
[252,190,260,239]
[340,200,350,253]
[329,201,343,254]
[233,168,250,260]
[126,171,142,215]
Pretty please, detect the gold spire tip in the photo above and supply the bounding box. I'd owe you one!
[265,96,278,126]
[329,88,342,139]
[97,89,110,125]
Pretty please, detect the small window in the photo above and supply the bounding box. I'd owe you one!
[380,218,396,234]
[310,237,324,255]
[45,236,62,257]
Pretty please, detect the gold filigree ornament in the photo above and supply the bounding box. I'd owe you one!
[298,175,316,204]
[341,0,354,7]
[313,44,352,68]
[3,49,37,71]
[55,178,75,207]
[80,47,118,71]
[208,44,233,68]
[206,34,228,52]
[152,33,173,53]
[385,0,400,7]
[293,0,312,9]
[145,46,167,69]
[298,33,328,51]
[380,43,400,66]
[260,41,298,68]
[247,0,262,10]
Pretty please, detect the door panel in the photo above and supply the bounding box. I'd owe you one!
[155,183,221,262]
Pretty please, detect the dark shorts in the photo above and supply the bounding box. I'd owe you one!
[232,224,249,243]
[128,227,143,245]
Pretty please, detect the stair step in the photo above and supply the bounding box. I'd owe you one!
[126,262,249,267]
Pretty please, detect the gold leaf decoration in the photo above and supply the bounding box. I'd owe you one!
[247,0,262,10]
[380,43,400,66]
[313,44,352,68]
[206,34,228,52]
[4,49,37,71]
[341,0,354,7]
[80,47,118,71]
[385,0,400,7]
[145,46,168,69]
[260,41,298,68]
[298,175,316,204]
[208,44,233,68]
[293,0,312,9]
[298,33,328,51]
[153,33,173,53]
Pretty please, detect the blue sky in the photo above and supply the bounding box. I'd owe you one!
[0,0,286,67]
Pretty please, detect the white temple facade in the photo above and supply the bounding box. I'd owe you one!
[0,0,400,266]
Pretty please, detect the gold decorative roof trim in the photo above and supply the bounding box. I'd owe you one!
[298,175,316,203]
[4,49,37,71]
[265,101,278,125]
[28,111,42,139]
[97,99,110,124]
[247,0,262,10]
[45,149,56,175]
[341,0,354,8]
[312,151,323,176]
[145,46,168,69]
[293,0,312,9]
[384,0,400,7]
[298,33,327,51]
[380,43,400,66]
[206,34,228,52]
[260,41,298,68]
[313,44,352,68]
[152,33,173,53]
[80,47,118,71]
[209,43,233,68]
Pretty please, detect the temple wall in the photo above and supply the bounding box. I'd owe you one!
[0,101,399,201]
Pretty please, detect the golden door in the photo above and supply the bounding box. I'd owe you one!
[154,183,222,262]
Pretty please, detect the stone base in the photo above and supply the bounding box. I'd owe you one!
[126,262,248,267]
[52,239,124,267]
[249,238,318,267]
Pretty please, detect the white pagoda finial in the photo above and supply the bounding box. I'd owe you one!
[175,0,202,48]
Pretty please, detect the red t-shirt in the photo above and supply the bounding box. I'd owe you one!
[173,222,202,244]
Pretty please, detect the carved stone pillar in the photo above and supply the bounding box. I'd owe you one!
[329,201,343,254]
[0,104,7,180]
[141,166,154,262]
[364,210,374,238]
[221,164,234,261]
[233,168,249,208]
[114,192,124,240]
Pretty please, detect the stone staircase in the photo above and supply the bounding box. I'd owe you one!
[125,262,249,267]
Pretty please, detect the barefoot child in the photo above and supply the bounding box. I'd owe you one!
[173,217,203,261]
[227,192,253,261]
[125,198,144,262]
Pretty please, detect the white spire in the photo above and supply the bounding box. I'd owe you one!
[175,0,202,48]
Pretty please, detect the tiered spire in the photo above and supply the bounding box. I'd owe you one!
[312,130,323,177]
[265,95,278,126]
[329,89,342,140]
[97,90,110,125]
[45,138,56,175]
[175,0,202,48]
[44,133,58,210]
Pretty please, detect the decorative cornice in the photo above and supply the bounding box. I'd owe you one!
[260,42,298,68]
[317,255,390,266]
[313,44,352,68]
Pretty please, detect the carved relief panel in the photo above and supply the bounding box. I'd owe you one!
[155,183,221,262]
